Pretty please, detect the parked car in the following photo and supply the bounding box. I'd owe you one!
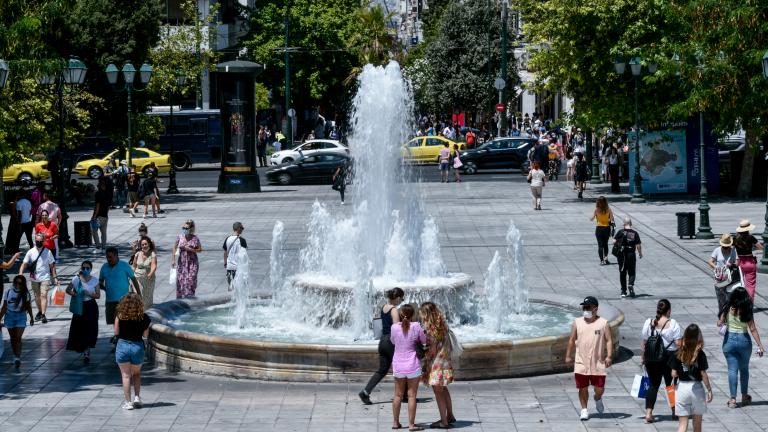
[458,137,537,174]
[2,157,50,184]
[266,152,350,185]
[74,148,171,179]
[269,139,348,166]
[401,136,466,164]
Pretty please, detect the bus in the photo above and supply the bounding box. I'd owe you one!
[146,107,222,170]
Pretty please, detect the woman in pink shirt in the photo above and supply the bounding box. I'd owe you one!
[390,304,427,431]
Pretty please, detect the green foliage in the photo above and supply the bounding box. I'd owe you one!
[255,82,271,110]
[344,4,400,85]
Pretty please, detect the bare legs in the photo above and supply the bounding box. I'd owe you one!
[678,414,703,432]
[9,327,24,358]
[392,377,421,430]
[431,385,454,427]
[118,363,143,403]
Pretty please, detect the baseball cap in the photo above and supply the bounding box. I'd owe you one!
[580,296,599,307]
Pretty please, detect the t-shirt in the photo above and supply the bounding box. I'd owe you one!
[223,235,248,271]
[669,351,708,382]
[529,169,546,187]
[390,322,427,376]
[614,229,641,253]
[142,178,157,197]
[22,247,54,281]
[439,147,450,163]
[711,246,737,267]
[94,190,110,218]
[35,222,58,251]
[734,235,759,256]
[38,201,60,224]
[3,287,31,313]
[99,260,135,303]
[118,313,151,342]
[573,316,610,376]
[16,198,32,223]
[642,318,682,352]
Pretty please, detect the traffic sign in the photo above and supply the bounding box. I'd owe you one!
[495,103,505,112]
[493,77,506,90]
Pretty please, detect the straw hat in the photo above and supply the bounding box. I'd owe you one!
[736,219,755,233]
[719,233,733,247]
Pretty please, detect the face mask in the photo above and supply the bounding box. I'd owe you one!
[81,268,91,276]
[582,310,594,319]
[35,241,44,248]
[181,229,190,236]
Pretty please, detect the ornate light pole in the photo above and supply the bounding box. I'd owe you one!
[613,56,657,203]
[37,58,88,248]
[105,62,153,169]
[759,49,768,273]
[167,71,187,194]
[0,60,9,276]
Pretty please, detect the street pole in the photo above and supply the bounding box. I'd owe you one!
[500,1,508,133]
[127,87,133,168]
[284,1,292,147]
[631,76,645,203]
[760,183,768,272]
[56,82,72,247]
[590,132,601,183]
[696,110,713,239]
[167,89,179,193]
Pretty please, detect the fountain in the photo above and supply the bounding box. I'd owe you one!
[147,62,623,381]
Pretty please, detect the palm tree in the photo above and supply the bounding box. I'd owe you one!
[345,3,399,85]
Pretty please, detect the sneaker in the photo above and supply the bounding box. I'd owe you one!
[14,359,21,368]
[579,408,589,421]
[595,398,604,414]
[358,390,372,405]
[41,315,47,324]
[83,354,90,365]
[604,259,610,265]
[34,312,42,321]
[133,395,143,408]
[121,401,134,410]
[621,292,627,298]
[129,208,135,218]
[92,248,101,255]
[629,286,636,298]
[142,213,147,219]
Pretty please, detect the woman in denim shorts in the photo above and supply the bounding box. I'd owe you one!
[390,304,426,431]
[114,293,151,410]
[0,275,35,368]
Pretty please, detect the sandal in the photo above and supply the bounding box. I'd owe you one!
[409,427,424,431]
[727,398,738,408]
[429,421,450,429]
[392,423,402,430]
[448,416,457,424]
[742,394,752,406]
[644,416,654,424]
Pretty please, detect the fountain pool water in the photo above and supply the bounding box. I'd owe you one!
[148,62,624,381]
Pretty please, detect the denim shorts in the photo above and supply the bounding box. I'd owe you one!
[115,339,145,365]
[439,162,450,172]
[4,310,27,329]
[394,370,422,379]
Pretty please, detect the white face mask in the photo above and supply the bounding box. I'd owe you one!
[582,310,594,319]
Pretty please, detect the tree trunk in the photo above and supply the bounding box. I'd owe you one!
[737,129,760,198]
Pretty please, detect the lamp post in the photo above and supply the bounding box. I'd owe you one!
[105,62,153,169]
[37,58,88,248]
[685,54,714,239]
[167,71,187,194]
[759,49,768,273]
[0,60,9,276]
[614,56,657,203]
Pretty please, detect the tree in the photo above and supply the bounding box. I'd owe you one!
[345,4,399,85]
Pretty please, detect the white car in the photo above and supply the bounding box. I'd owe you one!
[270,139,349,165]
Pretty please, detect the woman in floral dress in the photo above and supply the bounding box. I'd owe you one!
[172,220,202,299]
[420,302,455,429]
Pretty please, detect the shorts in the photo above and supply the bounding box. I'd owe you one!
[105,301,119,326]
[4,310,28,328]
[115,339,145,365]
[128,191,139,204]
[675,381,707,416]
[144,194,157,202]
[440,162,450,171]
[574,373,606,389]
[394,370,422,379]
[31,280,52,298]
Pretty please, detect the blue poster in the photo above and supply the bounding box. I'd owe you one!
[629,130,688,194]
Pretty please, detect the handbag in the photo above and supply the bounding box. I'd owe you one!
[415,341,425,359]
[447,329,463,363]
[611,232,625,258]
[453,156,463,169]
[50,283,66,306]
[68,277,84,315]
[372,317,383,339]
[169,249,180,286]
[631,369,651,399]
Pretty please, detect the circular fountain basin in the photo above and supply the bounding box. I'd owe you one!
[147,293,624,382]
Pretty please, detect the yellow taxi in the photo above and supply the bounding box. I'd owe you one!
[75,148,171,179]
[2,157,50,184]
[401,136,465,164]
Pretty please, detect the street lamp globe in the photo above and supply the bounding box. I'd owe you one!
[175,72,187,87]
[629,56,642,76]
[613,56,626,74]
[121,63,137,84]
[647,62,658,74]
[105,63,119,85]
[65,58,88,85]
[36,74,55,85]
[139,63,153,84]
[0,60,9,88]
[762,49,768,80]
[671,53,682,76]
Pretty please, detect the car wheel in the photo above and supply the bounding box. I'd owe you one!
[173,153,191,170]
[278,173,292,185]
[87,166,103,179]
[17,172,34,185]
[282,157,294,164]
[464,161,477,174]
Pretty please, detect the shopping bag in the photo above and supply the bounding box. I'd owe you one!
[169,267,177,286]
[630,373,650,399]
[50,284,66,306]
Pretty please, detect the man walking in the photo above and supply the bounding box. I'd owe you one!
[99,247,142,340]
[565,296,613,421]
[614,217,643,298]
[19,233,58,323]
[91,180,111,253]
[16,191,34,249]
[223,222,247,290]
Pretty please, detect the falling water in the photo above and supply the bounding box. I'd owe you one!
[484,221,529,332]
[232,248,251,329]
[269,221,286,304]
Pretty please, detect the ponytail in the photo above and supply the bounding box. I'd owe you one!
[401,315,411,335]
[653,299,671,327]
[400,304,415,335]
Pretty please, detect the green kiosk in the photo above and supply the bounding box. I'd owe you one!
[216,60,263,193]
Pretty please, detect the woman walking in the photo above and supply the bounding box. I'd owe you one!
[132,236,157,308]
[734,219,764,300]
[65,260,100,364]
[640,299,682,423]
[141,173,159,218]
[391,304,427,431]
[451,144,462,183]
[34,209,59,259]
[331,159,349,205]
[420,302,455,429]
[172,220,202,299]
[0,275,34,368]
[127,172,141,217]
[527,161,546,210]
[590,196,615,265]
[670,324,712,432]
[718,287,765,408]
[574,152,589,200]
[708,233,738,314]
[114,293,151,410]
[607,146,622,193]
[360,288,403,405]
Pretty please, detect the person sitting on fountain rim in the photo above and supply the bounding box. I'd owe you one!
[223,222,247,290]
[360,287,404,405]
[565,296,613,421]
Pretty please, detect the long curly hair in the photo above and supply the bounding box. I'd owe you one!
[117,293,145,321]
[419,301,447,342]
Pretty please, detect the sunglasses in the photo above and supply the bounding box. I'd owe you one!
[81,267,92,271]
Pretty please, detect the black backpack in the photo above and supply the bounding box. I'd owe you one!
[644,319,673,363]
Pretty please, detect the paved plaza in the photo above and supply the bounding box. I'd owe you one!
[2,175,768,431]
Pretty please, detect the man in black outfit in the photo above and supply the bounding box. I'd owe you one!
[613,217,643,298]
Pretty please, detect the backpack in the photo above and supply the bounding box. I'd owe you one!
[644,319,673,363]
